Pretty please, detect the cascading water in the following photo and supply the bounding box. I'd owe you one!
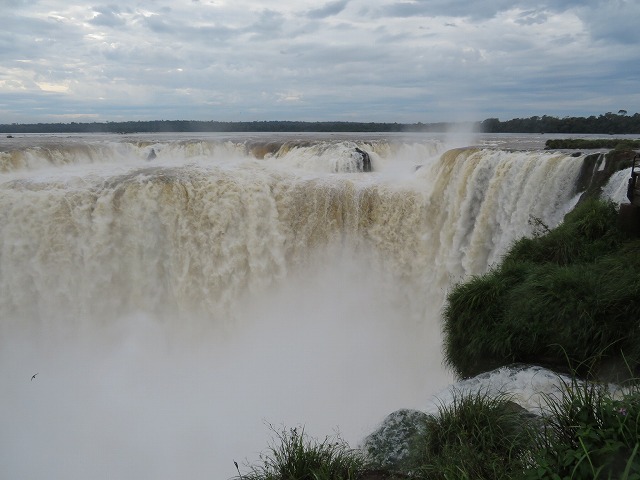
[0,133,602,479]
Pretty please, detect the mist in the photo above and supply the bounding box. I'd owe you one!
[1,133,587,479]
[1,245,452,480]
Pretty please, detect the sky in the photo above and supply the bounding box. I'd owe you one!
[1,0,639,124]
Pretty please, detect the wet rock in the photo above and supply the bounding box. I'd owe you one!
[361,409,428,470]
[355,147,372,172]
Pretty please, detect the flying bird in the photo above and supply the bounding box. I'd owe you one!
[31,373,38,381]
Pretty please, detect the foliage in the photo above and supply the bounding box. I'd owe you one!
[544,138,640,150]
[2,112,640,134]
[0,120,453,134]
[240,377,640,480]
[405,389,535,480]
[481,112,640,134]
[505,199,623,266]
[443,199,640,379]
[525,377,640,480]
[235,425,367,480]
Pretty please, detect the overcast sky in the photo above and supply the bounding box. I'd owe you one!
[1,0,639,123]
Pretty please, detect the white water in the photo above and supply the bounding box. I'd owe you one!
[0,133,596,479]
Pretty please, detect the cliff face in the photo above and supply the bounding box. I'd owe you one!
[573,149,640,235]
[575,149,636,202]
[442,197,640,380]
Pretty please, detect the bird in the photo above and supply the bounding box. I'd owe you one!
[31,373,38,381]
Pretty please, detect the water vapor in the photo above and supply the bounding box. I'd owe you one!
[0,135,586,479]
[1,245,449,480]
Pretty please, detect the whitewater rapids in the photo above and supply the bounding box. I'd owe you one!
[0,132,596,479]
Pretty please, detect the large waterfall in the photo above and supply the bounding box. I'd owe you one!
[0,133,595,479]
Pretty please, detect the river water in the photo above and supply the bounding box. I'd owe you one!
[0,131,629,479]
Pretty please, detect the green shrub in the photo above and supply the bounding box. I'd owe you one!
[505,199,622,266]
[443,198,640,379]
[544,139,640,150]
[235,425,367,480]
[405,389,536,480]
[238,379,640,480]
[442,261,532,377]
[526,377,640,479]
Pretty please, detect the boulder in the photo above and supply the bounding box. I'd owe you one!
[361,409,428,470]
[355,147,372,172]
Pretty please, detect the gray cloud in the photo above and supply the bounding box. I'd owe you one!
[514,9,549,25]
[143,13,175,34]
[577,0,640,44]
[245,9,286,40]
[378,0,520,20]
[0,0,638,123]
[4,0,39,8]
[89,5,127,28]
[306,0,350,19]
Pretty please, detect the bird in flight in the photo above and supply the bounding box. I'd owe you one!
[31,373,38,381]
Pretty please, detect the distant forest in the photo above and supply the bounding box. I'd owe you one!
[2,112,640,134]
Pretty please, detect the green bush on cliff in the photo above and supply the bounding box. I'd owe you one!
[506,198,623,265]
[443,198,640,379]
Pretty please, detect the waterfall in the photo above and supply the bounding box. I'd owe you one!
[0,134,591,480]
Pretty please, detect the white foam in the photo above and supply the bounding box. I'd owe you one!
[0,135,591,479]
[425,366,572,415]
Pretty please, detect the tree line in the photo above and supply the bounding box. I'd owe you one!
[2,112,639,134]
[480,111,640,134]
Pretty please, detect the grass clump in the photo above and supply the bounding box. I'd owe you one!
[443,198,640,379]
[526,377,640,479]
[239,378,640,480]
[235,425,367,480]
[505,199,623,266]
[405,389,534,480]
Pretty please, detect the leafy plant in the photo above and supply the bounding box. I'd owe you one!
[525,377,640,479]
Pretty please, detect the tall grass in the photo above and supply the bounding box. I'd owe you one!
[505,199,623,266]
[525,376,640,479]
[443,199,640,379]
[239,377,639,480]
[235,425,367,480]
[405,389,534,480]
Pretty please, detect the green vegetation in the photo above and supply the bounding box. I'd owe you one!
[481,111,640,134]
[2,111,640,134]
[443,198,640,379]
[528,376,640,479]
[0,120,425,134]
[241,382,640,479]
[239,194,640,480]
[545,138,640,150]
[404,390,532,479]
[234,426,367,480]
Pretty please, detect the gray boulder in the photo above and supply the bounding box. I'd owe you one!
[361,409,428,470]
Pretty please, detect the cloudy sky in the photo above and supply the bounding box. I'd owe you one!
[1,0,639,124]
